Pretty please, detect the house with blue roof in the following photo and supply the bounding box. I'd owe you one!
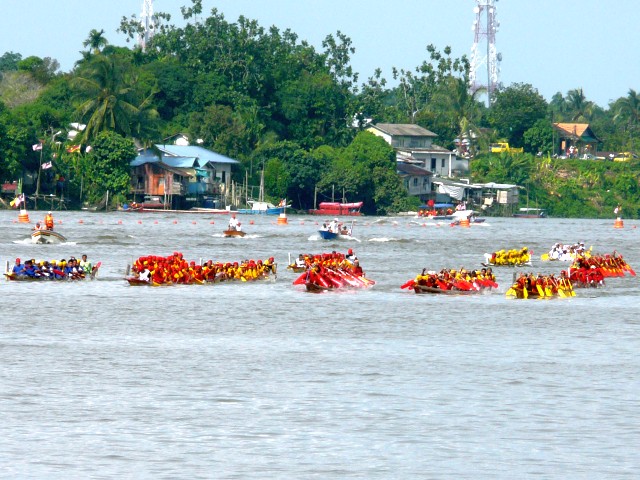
[130,136,240,209]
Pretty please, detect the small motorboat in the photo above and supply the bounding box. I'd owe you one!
[223,229,246,238]
[31,230,67,244]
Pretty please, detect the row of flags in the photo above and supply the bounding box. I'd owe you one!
[29,143,92,172]
[32,143,89,153]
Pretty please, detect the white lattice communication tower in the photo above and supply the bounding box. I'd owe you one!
[139,0,156,51]
[470,0,501,105]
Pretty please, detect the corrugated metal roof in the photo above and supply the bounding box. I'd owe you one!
[155,144,240,165]
[397,163,433,176]
[162,157,200,168]
[130,155,159,167]
[372,123,438,137]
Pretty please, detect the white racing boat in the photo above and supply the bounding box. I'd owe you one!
[31,230,67,244]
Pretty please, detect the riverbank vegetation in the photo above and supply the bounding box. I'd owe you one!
[0,0,638,216]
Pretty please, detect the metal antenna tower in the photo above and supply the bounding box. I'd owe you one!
[139,0,155,51]
[470,0,501,105]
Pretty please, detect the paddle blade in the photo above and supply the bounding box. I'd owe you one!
[536,285,545,297]
[400,279,415,289]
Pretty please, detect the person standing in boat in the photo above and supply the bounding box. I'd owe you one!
[44,211,54,230]
[79,254,93,275]
[228,213,241,231]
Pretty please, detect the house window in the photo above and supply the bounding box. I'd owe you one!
[423,178,429,187]
[413,177,418,187]
[430,158,436,171]
[441,158,445,168]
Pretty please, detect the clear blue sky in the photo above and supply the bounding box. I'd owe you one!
[2,0,638,108]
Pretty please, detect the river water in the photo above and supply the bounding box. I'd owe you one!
[1,210,639,479]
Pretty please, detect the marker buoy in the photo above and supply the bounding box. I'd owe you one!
[459,218,471,228]
[210,220,215,224]
[118,220,123,224]
[173,220,178,224]
[18,209,30,223]
[614,218,624,229]
[78,219,84,224]
[277,213,288,225]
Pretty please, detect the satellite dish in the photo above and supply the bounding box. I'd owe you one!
[497,52,503,61]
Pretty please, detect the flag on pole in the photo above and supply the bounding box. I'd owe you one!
[66,144,81,153]
[32,143,43,151]
[42,161,53,169]
[10,193,25,208]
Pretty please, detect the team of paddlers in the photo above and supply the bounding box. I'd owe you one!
[543,242,589,261]
[504,251,636,298]
[128,252,277,285]
[4,241,635,297]
[568,252,635,283]
[6,254,98,281]
[401,267,498,293]
[506,271,575,298]
[484,247,532,266]
[290,249,374,290]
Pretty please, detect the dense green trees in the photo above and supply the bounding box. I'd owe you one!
[487,83,548,148]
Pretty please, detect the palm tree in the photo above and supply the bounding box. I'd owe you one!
[72,55,157,141]
[566,88,593,122]
[430,76,486,156]
[83,29,108,55]
[614,88,640,129]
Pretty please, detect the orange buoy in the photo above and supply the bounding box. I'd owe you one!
[192,221,197,224]
[154,220,158,224]
[138,220,142,224]
[118,220,123,224]
[78,219,84,224]
[249,220,255,225]
[459,218,471,228]
[614,218,624,229]
[173,220,178,224]
[209,220,215,224]
[18,209,30,223]
[277,213,288,225]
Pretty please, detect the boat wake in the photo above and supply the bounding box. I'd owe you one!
[308,234,361,243]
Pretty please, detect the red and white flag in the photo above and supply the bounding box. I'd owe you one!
[32,143,43,151]
[42,161,53,170]
[10,193,25,208]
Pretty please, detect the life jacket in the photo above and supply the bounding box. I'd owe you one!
[45,214,54,229]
